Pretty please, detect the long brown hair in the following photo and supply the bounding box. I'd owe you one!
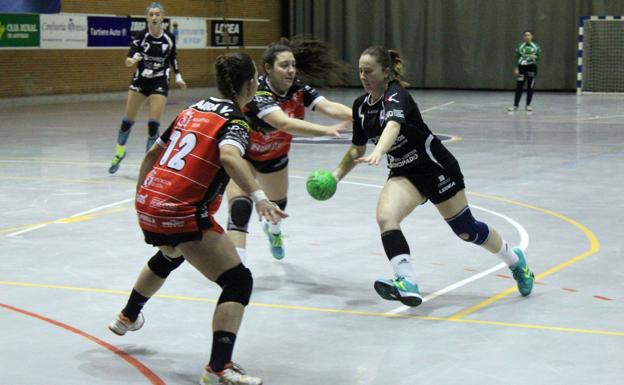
[215,53,256,106]
[263,36,350,87]
[361,45,410,87]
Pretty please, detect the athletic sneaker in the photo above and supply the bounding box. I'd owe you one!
[108,312,144,336]
[507,106,518,111]
[525,106,533,112]
[108,151,126,174]
[374,275,422,307]
[201,362,262,385]
[510,247,535,297]
[262,221,284,260]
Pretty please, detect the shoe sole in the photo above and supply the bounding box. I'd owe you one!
[374,281,423,307]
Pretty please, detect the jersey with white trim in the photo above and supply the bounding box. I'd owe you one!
[514,42,541,66]
[244,74,324,162]
[351,80,450,171]
[136,97,250,235]
[128,29,179,80]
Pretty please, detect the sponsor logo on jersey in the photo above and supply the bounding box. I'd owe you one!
[161,219,186,228]
[385,109,404,119]
[386,92,399,103]
[230,119,251,131]
[136,193,148,204]
[438,181,456,194]
[138,213,157,224]
[255,90,273,97]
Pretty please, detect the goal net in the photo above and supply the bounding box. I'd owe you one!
[577,16,624,94]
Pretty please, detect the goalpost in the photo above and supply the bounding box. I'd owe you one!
[577,16,624,95]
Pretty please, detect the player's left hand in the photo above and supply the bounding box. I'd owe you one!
[355,151,382,166]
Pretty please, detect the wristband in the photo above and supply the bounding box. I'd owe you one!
[175,73,184,83]
[250,190,268,204]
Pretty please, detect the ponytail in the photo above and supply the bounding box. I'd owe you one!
[362,46,410,87]
[215,53,256,106]
[263,36,350,87]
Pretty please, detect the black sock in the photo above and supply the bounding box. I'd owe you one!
[381,229,410,261]
[208,331,237,372]
[121,289,149,322]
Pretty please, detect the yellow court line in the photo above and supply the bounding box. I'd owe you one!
[0,175,132,185]
[449,192,601,320]
[1,280,621,337]
[0,207,131,234]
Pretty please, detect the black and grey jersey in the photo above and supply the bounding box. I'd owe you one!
[128,29,179,80]
[351,80,451,171]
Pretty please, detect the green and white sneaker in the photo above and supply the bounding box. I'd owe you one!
[510,247,535,297]
[262,221,284,260]
[108,151,126,174]
[374,275,422,307]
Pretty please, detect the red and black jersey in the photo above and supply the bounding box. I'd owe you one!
[136,97,251,237]
[244,75,324,162]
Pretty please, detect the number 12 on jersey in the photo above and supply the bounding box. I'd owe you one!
[159,130,197,171]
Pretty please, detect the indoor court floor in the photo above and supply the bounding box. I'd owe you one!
[1,87,622,385]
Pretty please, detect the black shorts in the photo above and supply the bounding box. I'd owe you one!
[389,158,465,205]
[129,76,169,97]
[248,155,289,174]
[518,64,537,78]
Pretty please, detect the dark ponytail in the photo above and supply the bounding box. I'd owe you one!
[263,36,350,87]
[215,53,255,106]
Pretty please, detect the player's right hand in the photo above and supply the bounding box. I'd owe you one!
[256,200,288,224]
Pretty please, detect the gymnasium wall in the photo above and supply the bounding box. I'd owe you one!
[0,0,284,97]
[291,0,624,90]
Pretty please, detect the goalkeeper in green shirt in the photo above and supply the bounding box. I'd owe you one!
[508,31,541,111]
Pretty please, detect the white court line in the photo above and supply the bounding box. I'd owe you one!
[420,101,456,113]
[386,204,529,314]
[6,198,133,237]
[291,176,529,311]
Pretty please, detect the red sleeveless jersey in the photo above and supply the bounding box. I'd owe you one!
[136,97,251,238]
[244,75,324,162]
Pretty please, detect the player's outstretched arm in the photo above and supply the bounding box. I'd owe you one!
[263,108,349,137]
[220,144,287,223]
[332,144,366,182]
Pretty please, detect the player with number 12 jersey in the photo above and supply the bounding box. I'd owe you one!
[136,97,251,245]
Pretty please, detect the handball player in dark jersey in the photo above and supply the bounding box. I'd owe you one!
[108,2,187,174]
[332,46,535,307]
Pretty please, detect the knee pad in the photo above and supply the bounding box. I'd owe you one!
[227,196,253,233]
[446,206,490,245]
[147,251,184,279]
[148,119,160,137]
[272,198,287,211]
[216,263,253,306]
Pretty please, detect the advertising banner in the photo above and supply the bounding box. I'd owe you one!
[210,20,243,47]
[0,0,60,14]
[87,16,131,47]
[0,13,40,47]
[40,14,87,49]
[170,17,206,48]
[130,17,171,34]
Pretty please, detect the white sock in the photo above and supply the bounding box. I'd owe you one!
[390,254,417,282]
[236,247,247,266]
[268,220,281,234]
[496,240,519,267]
